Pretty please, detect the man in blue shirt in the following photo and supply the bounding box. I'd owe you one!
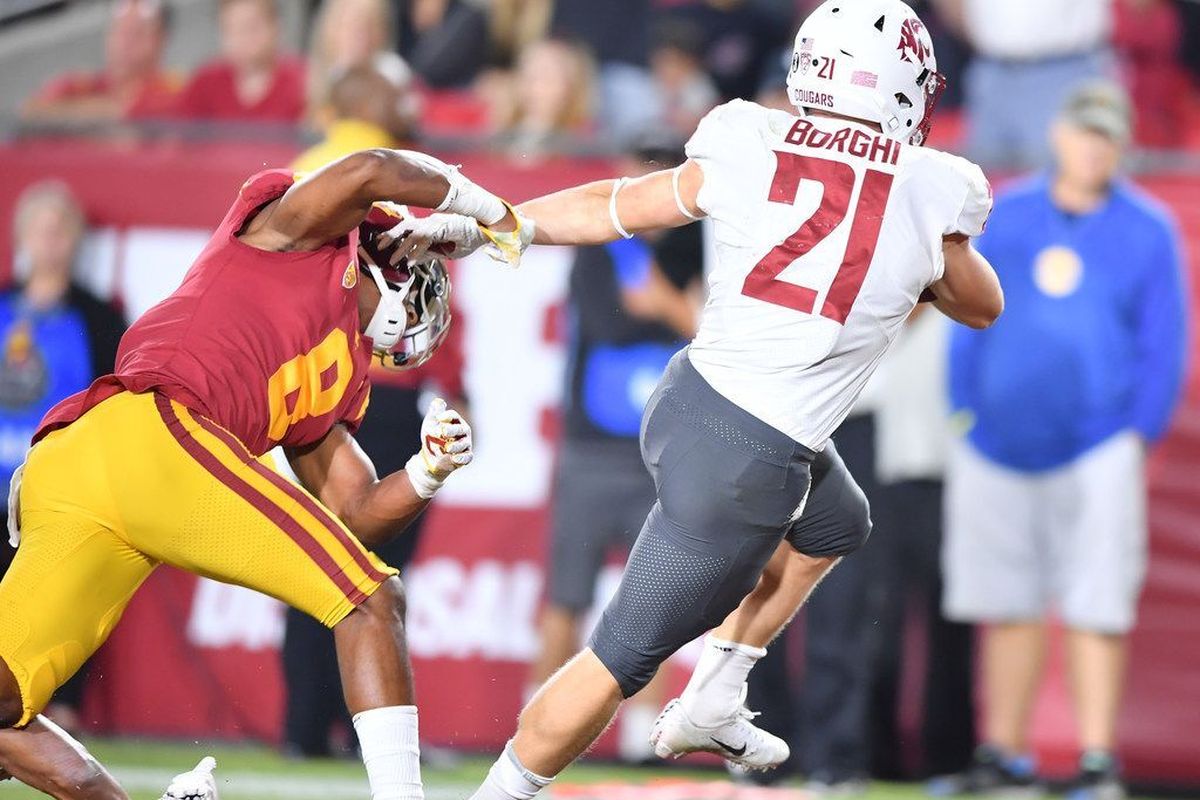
[1,181,125,733]
[937,82,1188,800]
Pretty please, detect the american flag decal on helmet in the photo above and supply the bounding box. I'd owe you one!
[851,70,878,88]
[800,37,814,51]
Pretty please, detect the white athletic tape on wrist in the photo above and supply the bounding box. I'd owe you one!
[672,165,702,221]
[609,177,634,240]
[405,453,445,499]
[440,178,508,227]
[395,149,508,226]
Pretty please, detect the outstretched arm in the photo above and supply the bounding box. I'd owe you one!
[521,160,706,246]
[382,160,706,264]
[245,149,517,252]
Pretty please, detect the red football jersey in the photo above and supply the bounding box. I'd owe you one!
[35,170,374,456]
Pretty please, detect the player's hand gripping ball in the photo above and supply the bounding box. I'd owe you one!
[160,756,219,800]
[419,397,473,476]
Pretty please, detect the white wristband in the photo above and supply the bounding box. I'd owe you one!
[609,178,634,239]
[672,165,702,220]
[405,453,445,500]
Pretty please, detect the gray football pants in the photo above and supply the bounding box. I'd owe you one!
[589,351,872,697]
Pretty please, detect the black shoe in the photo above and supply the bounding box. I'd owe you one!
[1064,751,1125,800]
[926,744,1044,797]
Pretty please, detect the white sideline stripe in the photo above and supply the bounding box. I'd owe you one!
[108,766,471,800]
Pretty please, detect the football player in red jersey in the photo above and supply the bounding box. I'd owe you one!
[0,149,527,800]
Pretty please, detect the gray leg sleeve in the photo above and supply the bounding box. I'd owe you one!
[786,441,873,557]
[588,501,784,697]
[588,351,815,697]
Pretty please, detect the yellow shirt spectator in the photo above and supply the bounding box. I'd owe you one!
[293,118,398,173]
[295,60,416,173]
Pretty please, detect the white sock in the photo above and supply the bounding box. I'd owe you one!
[353,705,423,800]
[469,740,553,800]
[678,635,766,727]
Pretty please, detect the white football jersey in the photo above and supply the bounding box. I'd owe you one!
[686,99,992,451]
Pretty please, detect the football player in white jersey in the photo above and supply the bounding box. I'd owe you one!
[392,0,1001,794]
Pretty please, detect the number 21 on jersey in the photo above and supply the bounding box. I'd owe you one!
[742,151,893,324]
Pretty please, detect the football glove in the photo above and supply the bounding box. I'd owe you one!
[160,757,218,800]
[405,398,473,499]
[384,213,486,264]
[477,201,535,269]
[384,208,535,270]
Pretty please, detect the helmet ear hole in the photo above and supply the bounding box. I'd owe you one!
[895,92,913,109]
[874,15,885,31]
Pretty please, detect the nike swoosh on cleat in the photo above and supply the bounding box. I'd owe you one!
[710,737,747,757]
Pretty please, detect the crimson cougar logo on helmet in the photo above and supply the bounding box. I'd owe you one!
[896,18,931,67]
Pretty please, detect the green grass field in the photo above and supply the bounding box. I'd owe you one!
[0,737,1156,800]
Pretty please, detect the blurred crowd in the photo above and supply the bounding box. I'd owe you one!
[15,0,1200,161]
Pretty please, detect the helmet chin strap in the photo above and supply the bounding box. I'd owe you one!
[363,264,410,352]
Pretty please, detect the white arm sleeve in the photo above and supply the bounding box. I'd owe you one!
[685,100,775,221]
[951,161,993,238]
[684,104,731,218]
[926,154,993,284]
[394,150,508,225]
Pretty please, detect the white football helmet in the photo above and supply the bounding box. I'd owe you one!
[786,0,944,146]
[359,256,452,370]
[358,206,452,370]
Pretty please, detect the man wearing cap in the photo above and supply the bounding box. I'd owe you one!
[934,82,1188,800]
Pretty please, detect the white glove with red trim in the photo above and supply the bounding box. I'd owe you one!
[160,757,218,800]
[405,398,473,499]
